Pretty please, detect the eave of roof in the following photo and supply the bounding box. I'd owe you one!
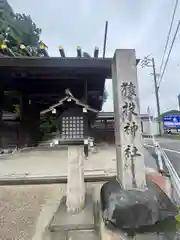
[0,57,140,78]
[0,57,112,78]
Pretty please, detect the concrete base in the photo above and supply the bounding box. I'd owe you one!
[50,194,95,232]
[68,230,98,240]
[49,232,66,240]
[50,230,97,240]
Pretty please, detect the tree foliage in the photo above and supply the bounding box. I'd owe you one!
[40,114,57,140]
[0,3,20,45]
[15,13,41,46]
[0,2,43,113]
[0,2,42,56]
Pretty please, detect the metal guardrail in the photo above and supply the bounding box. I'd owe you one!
[146,106,180,204]
[157,144,180,204]
[146,140,180,205]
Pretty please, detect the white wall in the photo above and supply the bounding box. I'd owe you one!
[142,119,161,136]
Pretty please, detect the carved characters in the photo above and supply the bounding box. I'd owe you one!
[121,82,138,121]
[124,121,138,137]
[121,82,136,99]
[124,145,141,170]
[120,81,141,186]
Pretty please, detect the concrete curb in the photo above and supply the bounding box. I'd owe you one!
[146,167,172,198]
[0,168,171,196]
[0,175,116,186]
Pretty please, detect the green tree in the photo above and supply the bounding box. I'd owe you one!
[0,4,22,47]
[15,13,41,46]
[40,114,57,140]
[0,2,42,55]
[0,1,43,111]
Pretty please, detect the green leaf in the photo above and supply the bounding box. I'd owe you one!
[175,215,180,222]
[0,3,42,56]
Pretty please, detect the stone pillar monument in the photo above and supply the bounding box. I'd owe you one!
[112,49,146,189]
[66,145,85,213]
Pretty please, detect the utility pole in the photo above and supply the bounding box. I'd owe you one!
[178,94,180,111]
[152,58,162,136]
[103,21,108,58]
[141,56,162,136]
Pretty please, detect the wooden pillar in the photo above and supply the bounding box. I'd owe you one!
[18,96,40,148]
[18,96,29,148]
[0,88,4,149]
[104,119,107,142]
[83,109,89,158]
[83,79,89,158]
[141,120,144,133]
[112,49,147,189]
[0,89,3,119]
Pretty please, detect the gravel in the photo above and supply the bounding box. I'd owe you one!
[0,184,66,240]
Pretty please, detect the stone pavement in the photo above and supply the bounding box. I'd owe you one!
[0,145,157,179]
[0,184,66,240]
[0,145,172,240]
[0,182,100,240]
[0,182,110,240]
[0,178,171,240]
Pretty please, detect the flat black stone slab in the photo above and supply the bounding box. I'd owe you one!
[50,194,95,232]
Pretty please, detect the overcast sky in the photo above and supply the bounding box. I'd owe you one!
[8,0,180,116]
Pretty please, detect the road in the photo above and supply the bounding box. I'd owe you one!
[144,137,180,175]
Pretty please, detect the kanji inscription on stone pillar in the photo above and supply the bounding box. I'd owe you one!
[112,49,147,189]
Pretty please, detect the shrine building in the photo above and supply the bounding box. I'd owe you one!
[0,48,151,149]
[0,52,111,148]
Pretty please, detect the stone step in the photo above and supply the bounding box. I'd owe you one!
[50,195,95,232]
[50,231,66,240]
[50,230,98,240]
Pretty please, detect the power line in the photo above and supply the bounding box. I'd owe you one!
[158,20,180,89]
[159,0,179,73]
